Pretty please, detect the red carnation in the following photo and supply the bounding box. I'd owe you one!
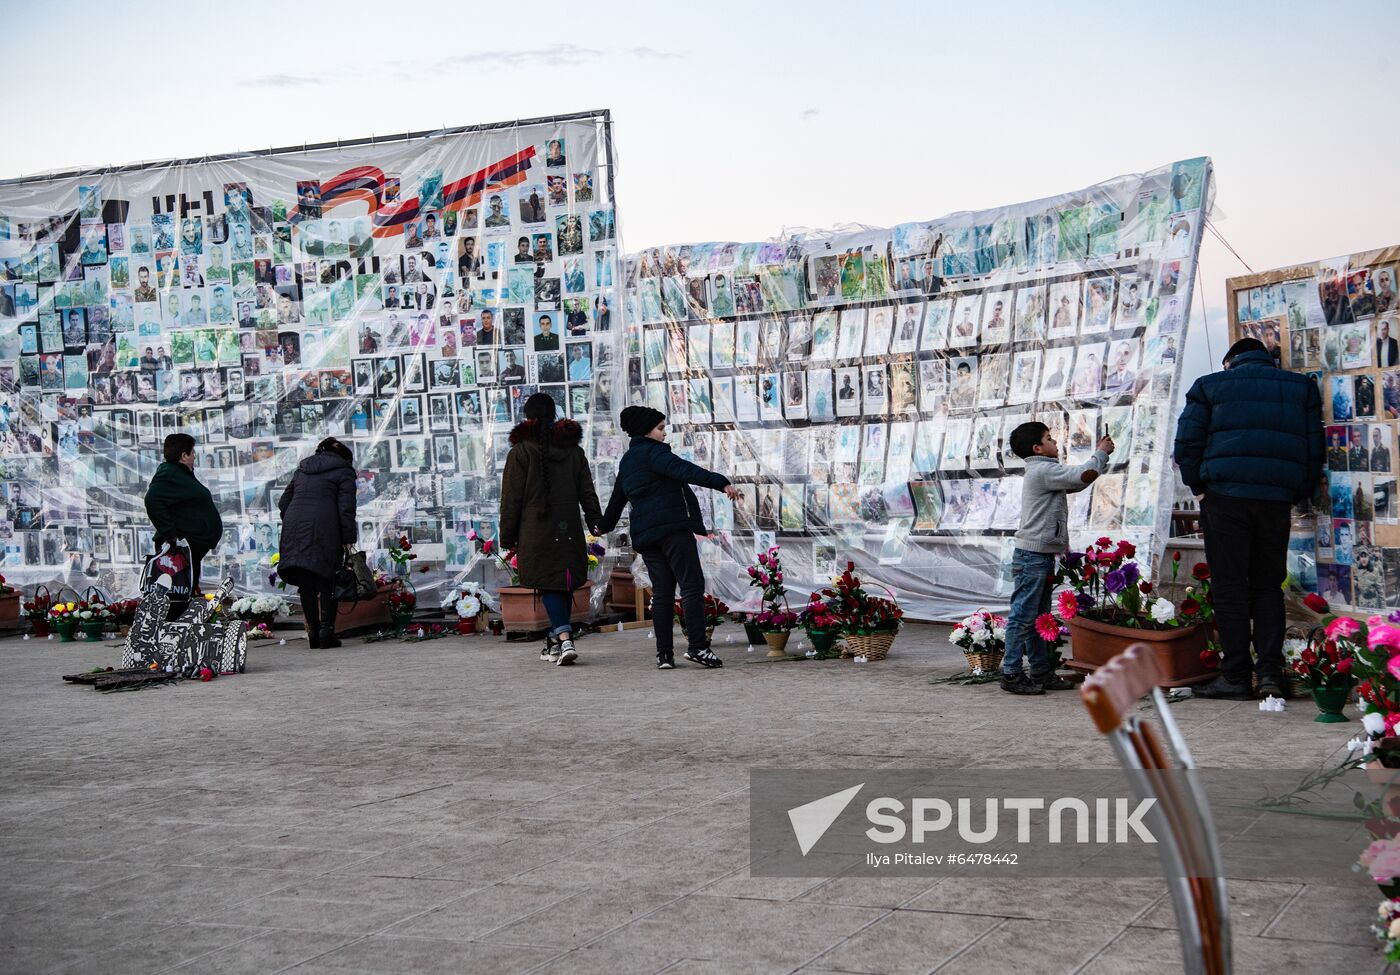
[1181,599,1200,616]
[1095,536,1112,549]
[1200,650,1220,668]
[1337,658,1354,676]
[1191,563,1211,581]
[1116,541,1137,559]
[1303,592,1329,613]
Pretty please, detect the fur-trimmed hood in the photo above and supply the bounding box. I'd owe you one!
[508,418,584,447]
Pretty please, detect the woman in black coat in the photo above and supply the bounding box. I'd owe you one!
[277,437,357,648]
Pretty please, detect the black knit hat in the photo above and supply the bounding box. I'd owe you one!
[620,406,665,438]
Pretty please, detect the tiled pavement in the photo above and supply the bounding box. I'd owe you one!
[0,623,1383,974]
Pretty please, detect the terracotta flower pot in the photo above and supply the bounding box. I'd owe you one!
[0,592,19,622]
[1065,616,1213,687]
[336,591,391,631]
[498,583,592,632]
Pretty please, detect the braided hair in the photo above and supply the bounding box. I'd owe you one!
[523,393,557,514]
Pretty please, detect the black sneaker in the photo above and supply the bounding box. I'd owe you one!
[556,637,578,666]
[540,636,556,662]
[1256,675,1288,700]
[999,672,1045,695]
[657,650,674,670]
[318,628,341,649]
[1031,671,1075,691]
[1195,676,1254,700]
[684,646,723,668]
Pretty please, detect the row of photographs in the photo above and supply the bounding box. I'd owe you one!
[636,341,1174,424]
[1325,472,1400,534]
[1236,264,1399,327]
[10,377,607,458]
[1330,371,1400,422]
[1316,548,1400,609]
[1259,316,1400,374]
[1326,424,1396,474]
[640,293,1180,376]
[632,266,1188,340]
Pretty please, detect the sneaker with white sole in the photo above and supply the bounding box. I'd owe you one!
[556,637,578,666]
[541,636,559,662]
[684,646,723,668]
[657,650,674,669]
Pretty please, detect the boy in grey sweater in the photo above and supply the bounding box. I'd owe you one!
[1002,421,1114,695]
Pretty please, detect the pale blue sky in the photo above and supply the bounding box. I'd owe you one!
[3,0,1397,379]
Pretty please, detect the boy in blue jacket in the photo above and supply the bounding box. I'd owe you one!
[594,407,740,670]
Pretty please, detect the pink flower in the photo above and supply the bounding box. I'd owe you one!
[1370,625,1400,652]
[1055,590,1078,621]
[1035,614,1060,642]
[467,530,478,541]
[1387,656,1400,682]
[1326,617,1361,640]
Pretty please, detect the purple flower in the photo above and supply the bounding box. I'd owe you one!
[1062,551,1084,568]
[1121,562,1140,586]
[1075,593,1093,612]
[1104,569,1127,595]
[1390,609,1400,624]
[588,542,605,558]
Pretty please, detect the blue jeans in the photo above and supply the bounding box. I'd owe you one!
[1003,549,1055,677]
[539,590,574,638]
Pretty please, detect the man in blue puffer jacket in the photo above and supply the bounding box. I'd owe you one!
[1174,337,1324,700]
[594,406,740,671]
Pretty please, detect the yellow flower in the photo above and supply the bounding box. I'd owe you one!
[270,553,280,565]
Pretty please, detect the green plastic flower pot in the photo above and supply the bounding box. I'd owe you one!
[1311,683,1354,723]
[54,619,78,642]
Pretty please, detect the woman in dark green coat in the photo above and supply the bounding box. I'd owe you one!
[499,393,602,666]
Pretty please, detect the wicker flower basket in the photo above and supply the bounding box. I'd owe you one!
[963,649,1004,673]
[845,630,897,661]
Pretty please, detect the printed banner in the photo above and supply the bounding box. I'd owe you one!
[0,114,623,599]
[621,159,1212,620]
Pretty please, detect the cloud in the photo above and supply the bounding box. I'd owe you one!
[800,108,819,121]
[237,73,325,89]
[440,44,605,69]
[628,46,684,60]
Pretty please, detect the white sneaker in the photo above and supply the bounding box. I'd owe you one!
[556,637,578,666]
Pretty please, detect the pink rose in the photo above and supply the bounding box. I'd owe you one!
[1371,624,1400,652]
[1326,617,1361,640]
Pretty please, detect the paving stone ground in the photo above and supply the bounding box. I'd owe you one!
[0,622,1383,974]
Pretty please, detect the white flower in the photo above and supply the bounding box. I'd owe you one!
[454,595,482,618]
[1364,712,1388,737]
[1149,598,1176,624]
[1281,638,1307,665]
[1389,917,1400,940]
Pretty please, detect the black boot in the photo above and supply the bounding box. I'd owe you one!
[306,625,321,649]
[318,627,342,649]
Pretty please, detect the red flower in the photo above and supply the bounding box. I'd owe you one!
[1200,650,1221,668]
[1172,551,1182,562]
[1303,592,1329,613]
[1181,599,1200,616]
[1337,657,1354,676]
[482,540,495,555]
[1191,563,1210,581]
[1116,541,1136,559]
[1138,581,1153,594]
[1095,536,1112,549]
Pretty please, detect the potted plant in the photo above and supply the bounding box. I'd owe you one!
[228,594,292,628]
[1054,539,1214,686]
[823,562,903,661]
[949,609,1007,674]
[109,598,140,635]
[387,585,417,633]
[475,529,597,631]
[1286,622,1358,722]
[24,588,53,637]
[47,601,82,642]
[78,601,112,641]
[677,593,730,646]
[1325,602,1400,745]
[800,594,845,658]
[745,546,799,657]
[446,581,496,634]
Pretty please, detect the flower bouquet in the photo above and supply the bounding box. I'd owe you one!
[823,562,903,661]
[387,587,417,633]
[47,601,86,642]
[24,588,53,636]
[108,598,140,628]
[677,593,730,644]
[77,601,113,640]
[1374,897,1400,961]
[446,581,496,634]
[1286,620,1358,722]
[800,594,845,657]
[1310,601,1400,738]
[950,609,1007,674]
[228,595,292,626]
[467,530,519,586]
[746,547,799,656]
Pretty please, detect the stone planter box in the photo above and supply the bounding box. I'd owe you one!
[0,592,19,623]
[1066,616,1214,687]
[335,591,392,633]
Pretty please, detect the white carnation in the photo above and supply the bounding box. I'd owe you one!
[1364,712,1388,737]
[1149,598,1176,624]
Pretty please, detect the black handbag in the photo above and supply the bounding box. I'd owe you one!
[335,550,376,602]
